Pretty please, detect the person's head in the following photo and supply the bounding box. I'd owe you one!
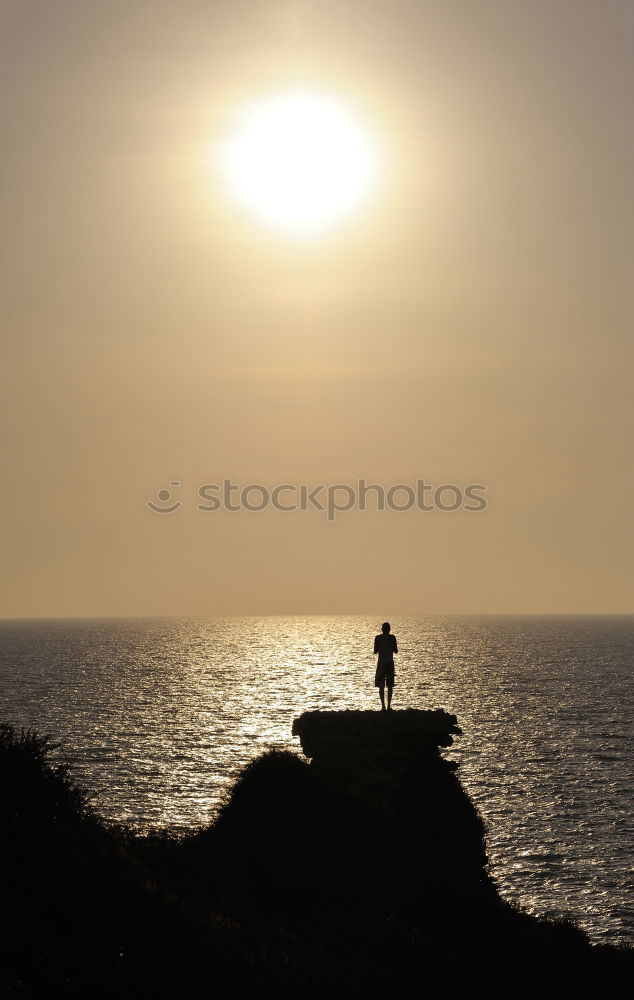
[381,622,391,633]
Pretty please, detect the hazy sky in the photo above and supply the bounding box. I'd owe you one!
[1,0,632,616]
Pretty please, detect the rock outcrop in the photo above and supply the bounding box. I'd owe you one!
[3,716,632,999]
[292,707,463,758]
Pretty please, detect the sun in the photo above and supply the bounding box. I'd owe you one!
[218,90,380,236]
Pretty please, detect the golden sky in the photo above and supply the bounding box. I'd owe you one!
[1,0,632,615]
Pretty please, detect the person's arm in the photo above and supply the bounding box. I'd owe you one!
[373,635,379,654]
[392,635,398,653]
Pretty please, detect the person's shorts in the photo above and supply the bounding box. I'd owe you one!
[374,661,395,687]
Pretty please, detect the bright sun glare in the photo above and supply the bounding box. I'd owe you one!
[218,90,380,235]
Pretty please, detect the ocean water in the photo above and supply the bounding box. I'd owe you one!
[0,615,632,946]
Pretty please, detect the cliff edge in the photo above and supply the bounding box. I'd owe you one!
[2,716,631,999]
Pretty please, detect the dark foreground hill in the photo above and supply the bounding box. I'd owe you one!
[1,713,631,998]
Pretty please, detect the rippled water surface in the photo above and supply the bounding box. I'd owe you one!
[0,615,632,945]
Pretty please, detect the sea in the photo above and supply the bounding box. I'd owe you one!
[0,614,632,946]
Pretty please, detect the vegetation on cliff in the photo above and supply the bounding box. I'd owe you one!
[0,716,630,998]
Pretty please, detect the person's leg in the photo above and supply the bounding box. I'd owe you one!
[387,684,393,710]
[379,683,386,710]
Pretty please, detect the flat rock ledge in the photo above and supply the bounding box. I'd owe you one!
[292,708,462,764]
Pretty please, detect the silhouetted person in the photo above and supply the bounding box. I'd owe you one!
[374,621,398,710]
